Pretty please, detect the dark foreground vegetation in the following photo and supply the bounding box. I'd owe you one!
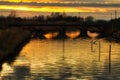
[0,28,31,71]
[0,12,120,71]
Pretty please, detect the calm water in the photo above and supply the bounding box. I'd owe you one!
[1,39,120,80]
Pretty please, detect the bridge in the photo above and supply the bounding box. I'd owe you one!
[10,22,100,39]
[12,22,84,30]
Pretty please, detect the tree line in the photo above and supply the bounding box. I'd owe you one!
[0,12,119,28]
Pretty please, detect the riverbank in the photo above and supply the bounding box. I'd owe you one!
[0,28,31,71]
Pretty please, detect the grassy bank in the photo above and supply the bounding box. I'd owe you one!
[0,28,31,71]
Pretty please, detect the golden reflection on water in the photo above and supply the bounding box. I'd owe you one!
[1,39,120,79]
[66,30,80,39]
[19,39,118,71]
[87,31,99,39]
[43,32,59,39]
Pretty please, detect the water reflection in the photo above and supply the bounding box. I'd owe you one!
[1,39,120,80]
[87,31,99,39]
[66,30,80,39]
[43,32,59,39]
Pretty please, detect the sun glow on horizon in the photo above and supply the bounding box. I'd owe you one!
[0,0,62,3]
[1,0,120,3]
[0,5,108,12]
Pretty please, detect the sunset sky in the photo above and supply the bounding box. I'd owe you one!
[0,0,120,20]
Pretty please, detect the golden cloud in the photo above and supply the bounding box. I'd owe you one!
[0,5,108,12]
[1,0,61,2]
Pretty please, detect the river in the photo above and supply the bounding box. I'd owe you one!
[0,39,120,80]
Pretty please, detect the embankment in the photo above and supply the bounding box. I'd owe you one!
[0,28,31,71]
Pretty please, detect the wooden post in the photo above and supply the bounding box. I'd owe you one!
[91,40,93,52]
[109,43,112,73]
[62,28,65,61]
[98,39,101,62]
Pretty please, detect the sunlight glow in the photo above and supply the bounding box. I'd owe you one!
[0,0,61,3]
[0,5,108,12]
[87,31,100,39]
[66,30,80,39]
[1,0,120,3]
[44,32,59,39]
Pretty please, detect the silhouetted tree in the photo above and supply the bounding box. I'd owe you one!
[85,16,95,26]
[8,10,16,18]
[85,16,94,22]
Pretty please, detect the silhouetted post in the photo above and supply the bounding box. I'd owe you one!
[109,43,112,73]
[98,39,101,62]
[91,40,94,52]
[62,28,65,61]
[115,10,117,19]
[110,13,112,20]
[78,12,80,18]
[108,12,114,73]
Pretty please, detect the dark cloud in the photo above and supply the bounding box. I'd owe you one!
[0,1,120,7]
